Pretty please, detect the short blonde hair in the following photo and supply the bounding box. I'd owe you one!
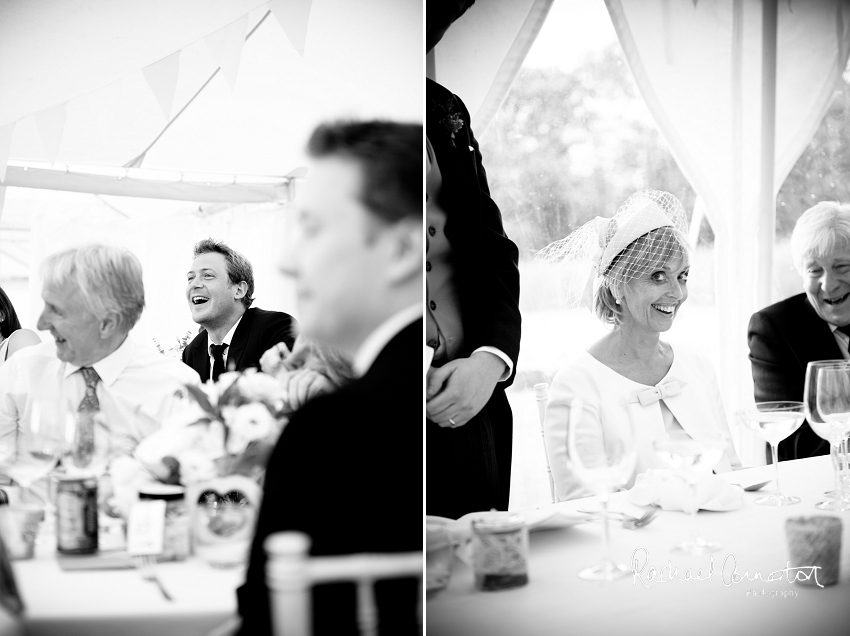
[790,201,850,272]
[41,244,145,330]
[595,225,689,326]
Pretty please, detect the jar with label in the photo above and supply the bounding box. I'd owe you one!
[471,513,529,591]
[138,485,190,561]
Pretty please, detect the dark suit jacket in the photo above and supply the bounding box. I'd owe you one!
[236,319,422,636]
[182,307,298,381]
[748,292,834,460]
[427,79,520,514]
[426,78,521,373]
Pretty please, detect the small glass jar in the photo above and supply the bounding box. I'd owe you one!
[471,513,529,591]
[139,485,190,561]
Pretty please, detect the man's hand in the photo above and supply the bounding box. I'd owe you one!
[426,352,506,428]
[259,342,291,375]
[280,368,334,411]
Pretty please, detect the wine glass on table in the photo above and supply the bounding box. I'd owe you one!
[64,406,113,479]
[0,397,67,506]
[738,401,805,505]
[567,397,637,581]
[808,361,850,511]
[652,430,728,556]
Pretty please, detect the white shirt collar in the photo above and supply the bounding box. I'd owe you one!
[208,315,243,354]
[353,304,422,377]
[64,332,136,387]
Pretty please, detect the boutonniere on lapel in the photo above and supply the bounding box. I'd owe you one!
[430,98,464,148]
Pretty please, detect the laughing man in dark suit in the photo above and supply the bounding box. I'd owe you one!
[236,121,422,635]
[747,201,850,460]
[182,239,298,382]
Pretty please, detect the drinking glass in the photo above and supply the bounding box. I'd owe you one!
[809,362,850,511]
[652,430,728,556]
[738,401,805,505]
[0,397,67,504]
[567,397,637,581]
[64,406,113,479]
[803,360,848,504]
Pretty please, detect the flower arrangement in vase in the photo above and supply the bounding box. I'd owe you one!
[132,369,288,566]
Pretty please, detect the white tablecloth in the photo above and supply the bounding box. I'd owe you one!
[427,456,850,636]
[10,541,243,636]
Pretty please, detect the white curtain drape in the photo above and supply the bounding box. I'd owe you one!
[0,0,422,180]
[606,0,850,464]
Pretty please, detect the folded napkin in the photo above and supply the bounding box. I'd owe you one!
[627,469,743,512]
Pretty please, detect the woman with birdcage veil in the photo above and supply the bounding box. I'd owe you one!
[538,190,740,501]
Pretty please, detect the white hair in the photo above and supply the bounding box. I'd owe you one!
[790,201,850,272]
[40,244,145,330]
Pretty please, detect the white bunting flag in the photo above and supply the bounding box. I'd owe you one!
[268,0,312,57]
[142,50,182,121]
[0,122,14,183]
[204,14,248,90]
[33,103,67,164]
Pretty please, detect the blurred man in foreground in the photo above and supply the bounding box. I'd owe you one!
[236,121,422,635]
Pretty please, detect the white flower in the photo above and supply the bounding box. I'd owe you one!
[225,402,276,455]
[134,425,201,478]
[217,371,241,393]
[197,419,227,458]
[176,448,219,485]
[197,372,240,408]
[162,397,210,430]
[236,369,287,405]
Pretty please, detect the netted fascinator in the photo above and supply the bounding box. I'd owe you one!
[537,190,689,310]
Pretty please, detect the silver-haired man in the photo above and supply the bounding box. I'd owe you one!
[748,200,850,460]
[0,244,200,459]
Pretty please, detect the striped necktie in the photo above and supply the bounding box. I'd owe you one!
[75,367,100,467]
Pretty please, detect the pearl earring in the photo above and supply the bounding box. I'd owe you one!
[615,298,621,305]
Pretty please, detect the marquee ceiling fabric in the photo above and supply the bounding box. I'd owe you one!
[0,0,422,194]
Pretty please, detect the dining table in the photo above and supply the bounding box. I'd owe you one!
[427,455,850,636]
[6,535,244,636]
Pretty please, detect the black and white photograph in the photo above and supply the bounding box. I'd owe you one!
[0,1,422,635]
[426,1,850,635]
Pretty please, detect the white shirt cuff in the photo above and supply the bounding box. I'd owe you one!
[472,346,512,382]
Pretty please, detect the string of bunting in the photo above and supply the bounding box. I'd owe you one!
[0,0,313,184]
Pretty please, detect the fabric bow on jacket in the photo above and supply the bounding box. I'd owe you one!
[628,378,686,407]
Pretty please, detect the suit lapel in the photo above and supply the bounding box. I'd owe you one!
[197,332,211,381]
[226,308,253,372]
[794,295,844,362]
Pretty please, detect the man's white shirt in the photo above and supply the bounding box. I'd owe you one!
[0,334,201,457]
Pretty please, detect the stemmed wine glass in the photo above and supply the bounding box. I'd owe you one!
[738,401,805,505]
[652,430,728,556]
[567,397,637,581]
[807,361,850,511]
[0,397,68,505]
[63,405,113,479]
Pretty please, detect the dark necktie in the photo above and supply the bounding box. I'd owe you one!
[76,367,100,467]
[210,343,227,382]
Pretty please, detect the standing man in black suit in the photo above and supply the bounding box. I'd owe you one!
[236,121,422,635]
[182,239,298,381]
[747,201,850,460]
[425,0,521,519]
